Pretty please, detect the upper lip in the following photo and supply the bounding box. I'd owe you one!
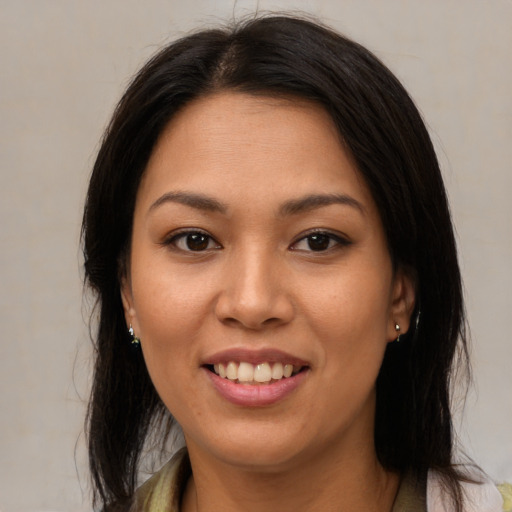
[203,348,310,367]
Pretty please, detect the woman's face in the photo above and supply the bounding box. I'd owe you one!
[122,92,413,470]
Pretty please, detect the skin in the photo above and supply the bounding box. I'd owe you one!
[122,92,415,512]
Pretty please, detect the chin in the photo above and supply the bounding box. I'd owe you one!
[184,419,329,473]
[214,443,305,473]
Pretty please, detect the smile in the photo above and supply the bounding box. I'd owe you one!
[203,349,310,405]
[211,361,303,385]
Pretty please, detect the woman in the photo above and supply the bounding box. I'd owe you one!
[82,15,510,512]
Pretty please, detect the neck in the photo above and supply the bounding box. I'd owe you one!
[181,437,399,512]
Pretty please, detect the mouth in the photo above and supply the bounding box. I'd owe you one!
[205,361,306,385]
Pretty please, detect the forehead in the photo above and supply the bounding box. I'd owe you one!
[137,92,375,214]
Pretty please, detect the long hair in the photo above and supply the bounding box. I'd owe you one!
[82,15,469,511]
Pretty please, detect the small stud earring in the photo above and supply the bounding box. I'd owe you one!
[395,323,401,343]
[128,324,140,346]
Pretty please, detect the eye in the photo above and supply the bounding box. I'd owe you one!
[291,231,350,252]
[166,230,221,252]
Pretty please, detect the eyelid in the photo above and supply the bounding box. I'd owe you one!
[160,227,350,253]
[161,228,222,251]
[289,229,352,251]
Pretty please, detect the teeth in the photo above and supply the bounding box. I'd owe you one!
[254,363,272,383]
[212,361,302,384]
[226,361,238,380]
[238,362,254,383]
[271,362,284,380]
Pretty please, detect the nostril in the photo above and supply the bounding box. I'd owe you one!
[220,316,280,330]
[214,291,294,330]
[221,317,242,327]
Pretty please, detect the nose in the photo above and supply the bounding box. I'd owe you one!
[214,248,294,330]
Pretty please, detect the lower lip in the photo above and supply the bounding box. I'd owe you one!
[205,368,308,407]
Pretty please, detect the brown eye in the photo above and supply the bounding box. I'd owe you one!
[168,231,220,252]
[307,233,331,251]
[185,233,210,251]
[290,231,351,253]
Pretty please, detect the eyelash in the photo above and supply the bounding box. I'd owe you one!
[162,229,351,253]
[290,230,351,253]
[163,229,222,252]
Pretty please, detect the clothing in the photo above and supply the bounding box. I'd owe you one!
[130,449,511,512]
[131,448,190,512]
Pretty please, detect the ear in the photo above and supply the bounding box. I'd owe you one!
[387,267,416,342]
[120,275,139,333]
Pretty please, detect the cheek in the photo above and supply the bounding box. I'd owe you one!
[305,275,391,428]
[133,276,207,419]
[132,253,214,334]
[130,259,217,385]
[300,265,392,370]
[304,264,391,327]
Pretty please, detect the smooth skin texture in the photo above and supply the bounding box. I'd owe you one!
[122,92,415,512]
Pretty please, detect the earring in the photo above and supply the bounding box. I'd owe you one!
[128,324,140,346]
[394,323,401,343]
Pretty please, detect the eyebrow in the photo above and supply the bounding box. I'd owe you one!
[278,193,365,217]
[149,191,228,214]
[148,191,365,217]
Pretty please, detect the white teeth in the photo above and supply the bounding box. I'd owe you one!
[254,363,272,383]
[226,361,238,380]
[238,362,254,382]
[271,362,284,380]
[212,361,302,383]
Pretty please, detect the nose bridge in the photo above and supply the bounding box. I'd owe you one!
[216,241,293,329]
[237,245,275,305]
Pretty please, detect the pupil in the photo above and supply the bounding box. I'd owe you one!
[186,233,209,251]
[308,234,330,251]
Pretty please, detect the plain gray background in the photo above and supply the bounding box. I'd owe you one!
[1,1,510,510]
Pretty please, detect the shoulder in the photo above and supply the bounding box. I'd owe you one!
[130,448,190,512]
[497,483,512,512]
[427,470,511,512]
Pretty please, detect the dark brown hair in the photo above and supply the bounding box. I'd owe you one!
[82,15,469,511]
